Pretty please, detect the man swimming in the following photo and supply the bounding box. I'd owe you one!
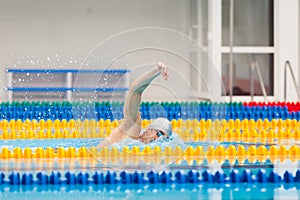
[97,62,171,148]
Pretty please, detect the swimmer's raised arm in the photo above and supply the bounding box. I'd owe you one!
[97,62,169,148]
[122,62,169,127]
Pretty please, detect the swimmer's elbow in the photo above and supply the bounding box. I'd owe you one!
[129,82,147,94]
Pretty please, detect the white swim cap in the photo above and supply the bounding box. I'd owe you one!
[148,117,172,138]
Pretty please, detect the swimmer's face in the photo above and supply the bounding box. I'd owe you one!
[139,128,165,144]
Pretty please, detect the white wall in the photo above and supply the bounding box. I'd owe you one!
[276,0,300,101]
[0,0,211,102]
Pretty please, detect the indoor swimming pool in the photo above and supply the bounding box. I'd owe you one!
[0,101,300,199]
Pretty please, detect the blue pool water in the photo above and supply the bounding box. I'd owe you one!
[1,183,300,200]
[1,137,300,199]
[0,133,185,150]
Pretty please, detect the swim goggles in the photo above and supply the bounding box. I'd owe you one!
[154,129,169,140]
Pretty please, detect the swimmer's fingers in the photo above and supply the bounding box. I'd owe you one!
[157,61,165,70]
[162,64,169,80]
[157,62,169,80]
[163,68,170,80]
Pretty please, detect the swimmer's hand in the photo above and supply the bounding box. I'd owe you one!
[157,62,170,80]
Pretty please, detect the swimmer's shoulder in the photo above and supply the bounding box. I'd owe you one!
[110,125,140,141]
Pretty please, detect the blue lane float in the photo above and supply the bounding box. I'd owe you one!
[0,101,298,121]
[1,169,300,186]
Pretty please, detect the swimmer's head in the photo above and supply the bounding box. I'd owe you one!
[139,118,172,144]
[148,118,172,137]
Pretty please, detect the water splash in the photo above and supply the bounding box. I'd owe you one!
[111,132,186,150]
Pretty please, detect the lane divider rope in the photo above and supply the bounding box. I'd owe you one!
[0,119,300,140]
[0,169,298,185]
[0,145,299,160]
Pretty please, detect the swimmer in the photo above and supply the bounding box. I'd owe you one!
[97,62,171,148]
